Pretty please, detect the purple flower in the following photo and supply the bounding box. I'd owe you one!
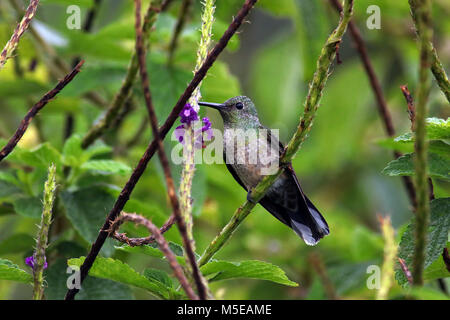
[176,104,214,149]
[174,125,185,143]
[180,103,199,125]
[25,256,48,270]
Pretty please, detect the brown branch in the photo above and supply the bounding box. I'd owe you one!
[308,253,338,300]
[0,0,39,70]
[168,0,193,64]
[135,0,208,299]
[329,0,417,208]
[398,258,413,285]
[64,0,258,301]
[399,85,436,201]
[110,214,175,246]
[400,85,416,131]
[0,60,85,162]
[108,212,198,300]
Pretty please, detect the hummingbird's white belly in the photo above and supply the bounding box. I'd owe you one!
[223,128,280,189]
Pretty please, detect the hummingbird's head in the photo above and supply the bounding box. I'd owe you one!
[198,96,259,128]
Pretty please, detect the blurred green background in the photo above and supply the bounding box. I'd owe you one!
[0,0,448,300]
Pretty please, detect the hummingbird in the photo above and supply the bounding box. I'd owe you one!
[199,96,329,245]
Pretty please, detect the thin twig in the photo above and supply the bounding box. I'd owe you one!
[109,213,198,300]
[110,214,175,246]
[398,258,413,285]
[409,0,433,287]
[400,85,416,131]
[134,0,208,299]
[400,85,436,201]
[81,0,165,149]
[199,0,354,267]
[0,0,39,70]
[329,0,417,208]
[0,60,85,162]
[8,0,107,109]
[409,0,450,103]
[308,252,338,300]
[168,0,193,65]
[64,0,259,301]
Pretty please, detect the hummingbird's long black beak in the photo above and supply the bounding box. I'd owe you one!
[198,101,226,110]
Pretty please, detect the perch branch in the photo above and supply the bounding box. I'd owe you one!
[0,0,39,70]
[108,212,198,300]
[0,61,84,162]
[330,0,417,208]
[198,0,354,267]
[134,0,208,299]
[409,0,432,287]
[64,0,259,301]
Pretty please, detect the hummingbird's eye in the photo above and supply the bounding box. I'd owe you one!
[235,102,244,110]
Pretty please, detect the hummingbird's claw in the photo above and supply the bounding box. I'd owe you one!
[247,189,257,204]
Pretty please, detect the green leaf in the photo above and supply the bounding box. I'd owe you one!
[60,187,116,256]
[200,260,298,287]
[427,117,450,140]
[62,135,86,167]
[0,259,32,284]
[68,257,184,299]
[46,259,134,300]
[81,160,132,175]
[0,180,22,199]
[9,143,62,169]
[144,268,173,288]
[61,62,129,97]
[423,255,450,282]
[12,196,42,218]
[115,242,186,264]
[396,198,450,285]
[0,234,35,255]
[382,153,450,180]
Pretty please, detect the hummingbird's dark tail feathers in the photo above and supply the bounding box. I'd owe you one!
[258,168,330,246]
[289,195,329,246]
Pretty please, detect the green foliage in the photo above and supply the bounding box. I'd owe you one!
[0,234,35,255]
[0,259,32,284]
[46,259,134,300]
[117,243,297,287]
[396,198,450,285]
[60,186,116,256]
[381,117,450,180]
[68,257,184,300]
[382,153,450,180]
[0,0,448,301]
[200,260,298,287]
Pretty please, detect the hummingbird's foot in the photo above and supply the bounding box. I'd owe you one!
[279,160,291,170]
[247,189,257,204]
